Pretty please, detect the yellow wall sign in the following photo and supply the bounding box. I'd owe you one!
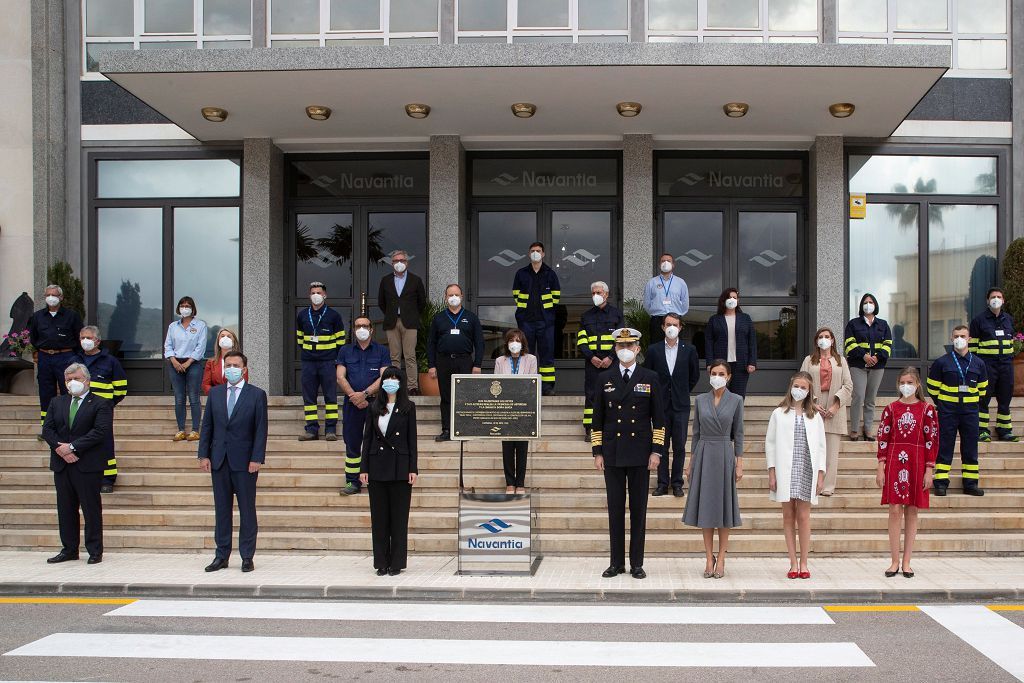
[849,193,867,219]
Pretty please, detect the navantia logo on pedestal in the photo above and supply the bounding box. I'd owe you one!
[468,518,524,549]
[490,171,599,190]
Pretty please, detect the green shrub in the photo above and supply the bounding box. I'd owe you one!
[416,299,446,373]
[623,298,651,354]
[46,262,85,319]
[1002,238,1024,326]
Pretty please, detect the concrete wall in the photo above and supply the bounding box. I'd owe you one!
[0,0,35,332]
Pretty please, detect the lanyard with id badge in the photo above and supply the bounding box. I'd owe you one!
[447,308,464,335]
[308,306,326,343]
[953,352,973,393]
[661,275,674,307]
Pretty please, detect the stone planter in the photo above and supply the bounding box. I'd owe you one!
[418,372,440,396]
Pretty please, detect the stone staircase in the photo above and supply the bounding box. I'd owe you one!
[1,394,1023,556]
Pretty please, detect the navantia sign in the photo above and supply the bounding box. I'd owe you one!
[472,157,619,197]
[658,157,805,198]
[291,159,429,197]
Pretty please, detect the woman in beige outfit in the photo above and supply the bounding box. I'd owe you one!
[799,327,853,496]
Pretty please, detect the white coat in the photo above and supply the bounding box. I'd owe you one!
[765,406,828,505]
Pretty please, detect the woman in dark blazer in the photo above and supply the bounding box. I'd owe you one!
[359,366,418,576]
[704,287,758,397]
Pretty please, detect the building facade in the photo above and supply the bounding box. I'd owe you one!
[8,0,1020,395]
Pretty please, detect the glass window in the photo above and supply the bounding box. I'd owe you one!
[747,305,799,361]
[680,305,715,359]
[203,0,251,35]
[848,155,997,196]
[326,37,386,45]
[578,34,629,42]
[702,35,763,42]
[204,39,251,48]
[87,0,134,36]
[578,0,628,30]
[173,207,240,357]
[837,0,887,32]
[330,0,381,31]
[389,36,438,43]
[737,212,798,297]
[86,42,133,72]
[391,0,437,31]
[271,39,320,47]
[144,0,195,33]
[459,0,508,30]
[97,159,241,198]
[648,0,697,31]
[927,204,997,358]
[477,212,537,297]
[512,35,573,42]
[97,208,164,360]
[957,0,1005,33]
[707,0,760,29]
[517,0,569,28]
[849,203,920,360]
[550,211,612,298]
[366,212,428,301]
[272,0,319,34]
[458,35,508,43]
[139,40,197,49]
[295,213,355,299]
[896,0,947,31]
[662,211,724,298]
[478,305,518,360]
[957,39,1006,70]
[767,0,817,31]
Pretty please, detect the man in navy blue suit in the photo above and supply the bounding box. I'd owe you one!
[197,351,268,573]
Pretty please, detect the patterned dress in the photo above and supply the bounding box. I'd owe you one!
[789,414,814,501]
[876,400,939,508]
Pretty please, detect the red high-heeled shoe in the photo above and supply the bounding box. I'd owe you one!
[799,571,811,579]
[787,570,799,579]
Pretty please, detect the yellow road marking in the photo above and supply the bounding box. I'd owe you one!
[0,597,136,605]
[825,605,920,612]
[988,605,1024,611]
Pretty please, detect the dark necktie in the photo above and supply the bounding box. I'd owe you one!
[623,368,630,383]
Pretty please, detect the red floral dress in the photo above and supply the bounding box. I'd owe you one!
[876,400,939,508]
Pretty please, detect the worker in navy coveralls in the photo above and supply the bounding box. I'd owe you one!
[28,284,83,429]
[296,281,346,441]
[512,242,561,395]
[969,287,1019,442]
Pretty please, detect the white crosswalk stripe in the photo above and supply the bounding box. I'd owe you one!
[921,606,1024,682]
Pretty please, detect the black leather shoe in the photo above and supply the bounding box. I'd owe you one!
[631,566,647,580]
[673,485,685,497]
[933,484,948,497]
[601,565,625,578]
[376,568,388,576]
[963,486,985,497]
[241,559,254,572]
[652,485,668,497]
[87,554,102,564]
[434,432,450,442]
[204,557,229,572]
[388,567,402,576]
[46,550,79,564]
[297,432,318,442]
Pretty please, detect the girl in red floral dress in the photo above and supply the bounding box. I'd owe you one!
[875,367,938,578]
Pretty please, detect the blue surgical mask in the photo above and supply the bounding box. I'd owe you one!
[224,366,243,384]
[382,379,401,395]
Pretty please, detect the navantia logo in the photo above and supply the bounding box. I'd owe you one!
[477,518,512,534]
[489,249,525,267]
[491,173,520,186]
[749,250,787,268]
[562,249,600,267]
[676,172,706,186]
[676,249,712,267]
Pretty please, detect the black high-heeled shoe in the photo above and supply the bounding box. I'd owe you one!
[884,566,900,578]
[902,569,915,578]
[376,568,387,576]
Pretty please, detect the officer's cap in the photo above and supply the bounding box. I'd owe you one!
[612,327,642,343]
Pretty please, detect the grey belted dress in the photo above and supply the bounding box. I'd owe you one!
[682,390,744,529]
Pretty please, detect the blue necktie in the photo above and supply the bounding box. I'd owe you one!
[227,386,238,419]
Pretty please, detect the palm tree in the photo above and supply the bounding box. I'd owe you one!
[885,178,946,228]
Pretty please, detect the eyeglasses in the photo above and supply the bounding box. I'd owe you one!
[392,258,407,263]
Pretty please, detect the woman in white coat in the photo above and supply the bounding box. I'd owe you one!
[766,371,827,580]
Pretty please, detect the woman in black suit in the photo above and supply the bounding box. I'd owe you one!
[704,287,758,397]
[359,367,418,576]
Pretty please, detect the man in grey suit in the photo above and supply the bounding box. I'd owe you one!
[197,351,268,573]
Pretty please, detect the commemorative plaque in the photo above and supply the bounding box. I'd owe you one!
[450,374,541,440]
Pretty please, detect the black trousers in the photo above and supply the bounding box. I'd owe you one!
[502,440,528,488]
[436,353,473,433]
[53,467,103,557]
[728,362,750,397]
[368,480,412,570]
[211,462,259,560]
[656,406,690,488]
[603,464,650,568]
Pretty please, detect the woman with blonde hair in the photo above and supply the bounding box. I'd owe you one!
[765,371,827,579]
[493,328,538,494]
[799,327,853,496]
[202,328,248,395]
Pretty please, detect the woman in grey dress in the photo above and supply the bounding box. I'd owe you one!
[683,359,744,579]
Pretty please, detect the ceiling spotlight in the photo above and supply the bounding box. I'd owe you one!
[305,105,332,121]
[405,103,430,119]
[200,107,228,123]
[723,102,749,118]
[829,102,855,118]
[511,102,537,118]
[616,102,642,117]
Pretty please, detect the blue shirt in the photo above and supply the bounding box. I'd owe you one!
[336,340,391,393]
[394,272,406,297]
[643,274,689,317]
[163,318,208,361]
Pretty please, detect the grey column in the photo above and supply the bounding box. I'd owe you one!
[429,135,464,301]
[810,135,846,338]
[629,0,645,42]
[1013,0,1023,238]
[622,134,654,304]
[30,0,67,297]
[821,0,838,43]
[439,0,455,44]
[241,138,285,393]
[252,0,268,47]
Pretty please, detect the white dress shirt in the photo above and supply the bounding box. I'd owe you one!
[378,402,395,434]
[226,379,245,413]
[725,314,737,363]
[664,340,678,374]
[619,363,636,379]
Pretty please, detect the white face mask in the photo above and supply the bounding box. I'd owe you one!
[817,337,832,350]
[664,325,680,340]
[616,348,636,364]
[862,302,875,315]
[218,336,234,350]
[592,293,605,307]
[990,297,1003,310]
[355,328,371,342]
[660,261,673,273]
[67,379,86,396]
[899,383,917,398]
[790,387,809,402]
[393,261,407,274]
[310,294,324,307]
[508,341,522,355]
[80,339,96,352]
[529,251,543,263]
[179,307,192,318]
[709,375,728,391]
[45,295,61,308]
[725,298,738,310]
[952,337,968,351]
[447,295,461,308]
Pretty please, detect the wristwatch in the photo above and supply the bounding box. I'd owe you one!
[363,391,371,401]
[68,443,76,453]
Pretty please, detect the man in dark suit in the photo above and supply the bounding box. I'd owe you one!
[643,312,699,497]
[198,351,268,573]
[591,328,666,580]
[41,362,112,564]
[377,250,427,395]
